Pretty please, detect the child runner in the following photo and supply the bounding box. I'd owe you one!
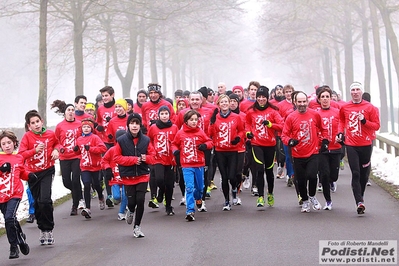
[0,130,30,259]
[19,110,59,245]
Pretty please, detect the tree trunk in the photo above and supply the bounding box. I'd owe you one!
[334,43,344,99]
[369,0,388,132]
[104,20,110,87]
[161,39,167,96]
[149,26,158,83]
[344,7,354,101]
[138,21,145,90]
[38,0,48,125]
[360,0,371,93]
[71,1,84,96]
[322,47,333,86]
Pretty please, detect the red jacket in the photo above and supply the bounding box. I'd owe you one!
[172,123,213,168]
[338,100,380,146]
[208,111,244,152]
[55,119,82,160]
[176,107,212,133]
[19,129,59,172]
[133,103,143,116]
[277,99,295,120]
[239,99,255,113]
[282,109,326,158]
[308,99,341,111]
[96,104,116,144]
[147,122,179,165]
[141,100,176,130]
[0,153,29,203]
[106,115,128,144]
[245,107,284,147]
[75,133,107,172]
[318,107,342,151]
[101,146,122,186]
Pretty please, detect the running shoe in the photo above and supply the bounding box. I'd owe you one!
[9,245,19,259]
[26,214,35,223]
[257,196,265,207]
[301,200,310,213]
[287,176,293,187]
[277,166,284,178]
[222,201,231,211]
[323,201,332,210]
[70,207,78,216]
[126,210,134,224]
[340,160,344,170]
[118,212,126,221]
[81,208,91,219]
[185,212,195,222]
[133,225,145,238]
[106,195,114,208]
[243,176,250,189]
[209,180,217,190]
[330,182,337,193]
[99,199,105,210]
[252,186,259,196]
[232,197,238,206]
[310,196,321,210]
[47,230,54,245]
[298,194,303,206]
[19,233,29,256]
[206,187,211,198]
[179,197,186,206]
[39,231,47,245]
[357,202,365,214]
[198,201,207,212]
[367,181,371,186]
[317,183,323,192]
[148,198,159,208]
[236,197,242,205]
[195,199,202,209]
[166,206,175,216]
[267,193,274,207]
[78,199,86,210]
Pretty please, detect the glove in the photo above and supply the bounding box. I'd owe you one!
[210,108,218,125]
[231,136,240,145]
[28,173,38,182]
[288,139,299,147]
[262,120,272,127]
[246,132,254,139]
[360,118,366,124]
[105,116,111,122]
[336,132,345,144]
[197,144,207,151]
[59,148,65,154]
[104,168,113,180]
[320,139,329,153]
[149,120,156,126]
[73,145,79,152]
[0,162,11,173]
[108,134,113,140]
[96,125,105,132]
[84,145,90,151]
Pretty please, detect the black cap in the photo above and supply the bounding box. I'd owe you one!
[127,113,142,127]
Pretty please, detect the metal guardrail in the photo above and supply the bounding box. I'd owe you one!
[375,133,399,157]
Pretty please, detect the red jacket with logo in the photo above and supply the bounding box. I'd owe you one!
[172,123,213,168]
[75,133,107,172]
[318,107,342,151]
[176,107,212,133]
[0,153,29,203]
[101,146,122,186]
[55,119,82,160]
[106,115,128,144]
[338,101,380,146]
[96,104,116,144]
[147,122,179,165]
[141,100,176,130]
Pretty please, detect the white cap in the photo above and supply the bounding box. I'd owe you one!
[350,81,363,91]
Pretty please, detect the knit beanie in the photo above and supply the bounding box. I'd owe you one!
[115,98,127,110]
[256,86,269,98]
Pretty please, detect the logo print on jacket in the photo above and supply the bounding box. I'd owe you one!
[183,137,198,163]
[218,122,230,147]
[255,115,267,138]
[0,171,13,198]
[322,116,333,141]
[33,140,48,169]
[298,120,311,144]
[348,111,362,137]
[156,132,168,156]
[65,129,77,150]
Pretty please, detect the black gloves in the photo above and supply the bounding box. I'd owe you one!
[28,173,38,182]
[59,148,65,154]
[231,136,240,145]
[0,162,11,173]
[197,144,207,151]
[84,145,90,151]
[262,120,270,126]
[288,139,299,147]
[337,132,345,144]
[104,168,113,180]
[105,116,111,122]
[73,145,79,152]
[360,118,366,124]
[246,132,254,139]
[96,125,105,132]
[320,139,329,153]
[108,134,113,140]
[210,108,218,125]
[149,120,156,126]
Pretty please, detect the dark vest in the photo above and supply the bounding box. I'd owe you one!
[117,131,150,177]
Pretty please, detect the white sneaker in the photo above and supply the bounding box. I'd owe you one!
[81,208,91,219]
[126,210,134,225]
[366,181,371,186]
[78,199,85,210]
[133,225,145,238]
[47,230,54,245]
[330,182,337,193]
[310,196,321,210]
[39,231,47,245]
[232,197,238,206]
[323,201,332,210]
[277,166,284,178]
[317,183,323,192]
[222,201,231,211]
[301,200,310,213]
[236,197,242,205]
[251,187,259,196]
[198,201,207,212]
[118,212,126,221]
[99,199,105,210]
[179,197,186,206]
[243,177,250,189]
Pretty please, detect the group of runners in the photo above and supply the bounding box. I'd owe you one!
[0,80,380,259]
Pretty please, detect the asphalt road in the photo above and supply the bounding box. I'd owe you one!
[1,162,398,266]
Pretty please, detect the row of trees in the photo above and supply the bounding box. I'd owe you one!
[258,0,399,132]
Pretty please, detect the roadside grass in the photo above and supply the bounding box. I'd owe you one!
[370,174,399,200]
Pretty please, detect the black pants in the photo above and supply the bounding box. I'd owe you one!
[252,145,275,197]
[243,141,257,188]
[0,198,26,247]
[215,151,238,201]
[292,154,319,202]
[275,136,285,167]
[319,152,340,202]
[104,143,115,196]
[153,164,174,207]
[346,145,372,204]
[149,166,157,199]
[81,170,103,209]
[28,166,55,231]
[60,159,82,208]
[236,152,245,191]
[125,182,148,227]
[202,149,211,201]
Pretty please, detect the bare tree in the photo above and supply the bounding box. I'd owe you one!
[39,0,48,125]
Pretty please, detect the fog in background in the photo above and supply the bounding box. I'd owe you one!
[0,0,398,133]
